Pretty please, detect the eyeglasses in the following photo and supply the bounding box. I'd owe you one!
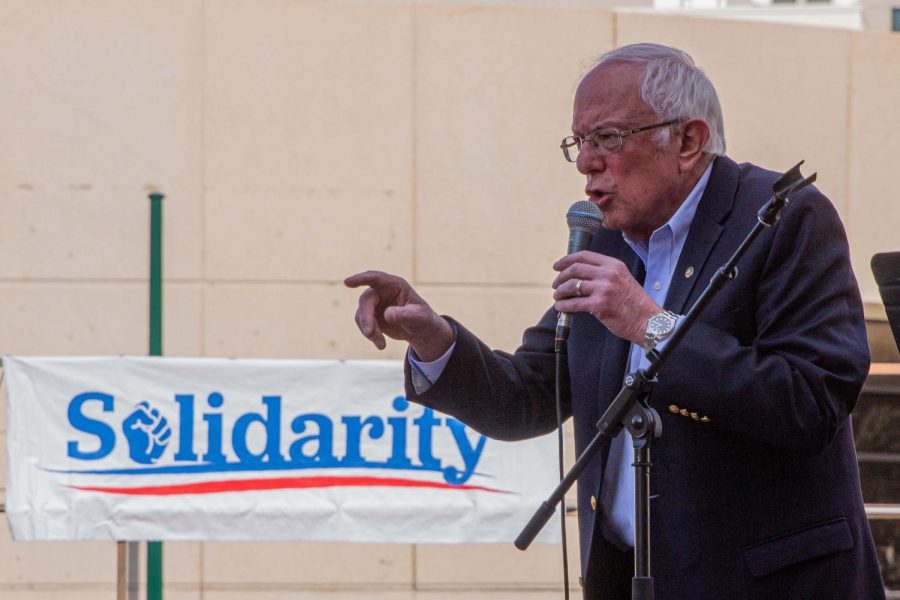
[560,119,679,162]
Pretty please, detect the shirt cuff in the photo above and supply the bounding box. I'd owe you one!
[408,341,456,394]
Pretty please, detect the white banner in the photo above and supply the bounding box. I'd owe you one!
[4,356,560,543]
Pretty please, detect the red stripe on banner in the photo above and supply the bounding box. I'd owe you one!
[67,476,512,496]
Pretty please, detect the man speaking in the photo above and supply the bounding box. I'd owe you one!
[345,43,884,599]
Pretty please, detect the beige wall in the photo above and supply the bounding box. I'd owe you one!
[0,1,898,598]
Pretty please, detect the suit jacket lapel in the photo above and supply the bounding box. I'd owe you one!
[666,156,740,314]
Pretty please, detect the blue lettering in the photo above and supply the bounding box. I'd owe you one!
[64,390,490,488]
[413,406,442,471]
[67,392,116,460]
[341,415,384,466]
[232,395,284,463]
[288,413,335,465]
[202,392,226,463]
[444,418,487,485]
[173,394,197,461]
[387,396,413,468]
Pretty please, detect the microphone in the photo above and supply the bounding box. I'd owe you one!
[555,200,602,352]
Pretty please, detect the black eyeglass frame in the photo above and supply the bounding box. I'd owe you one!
[560,119,680,162]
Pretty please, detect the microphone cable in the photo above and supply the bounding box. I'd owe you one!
[552,200,600,599]
[555,347,570,600]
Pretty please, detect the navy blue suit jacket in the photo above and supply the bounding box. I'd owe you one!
[406,156,884,599]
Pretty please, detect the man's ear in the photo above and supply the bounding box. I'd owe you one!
[678,119,710,171]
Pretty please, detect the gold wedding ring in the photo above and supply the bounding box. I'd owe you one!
[575,279,583,297]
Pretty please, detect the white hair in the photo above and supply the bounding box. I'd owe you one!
[593,43,726,155]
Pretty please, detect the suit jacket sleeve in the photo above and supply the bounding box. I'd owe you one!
[403,311,567,442]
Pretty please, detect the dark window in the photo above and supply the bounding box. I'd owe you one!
[893,8,900,31]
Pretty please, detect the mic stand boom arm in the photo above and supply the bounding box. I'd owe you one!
[515,162,816,600]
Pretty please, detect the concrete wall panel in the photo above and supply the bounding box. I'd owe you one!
[0,1,205,280]
[202,540,412,586]
[204,0,415,282]
[164,541,204,584]
[0,283,146,356]
[203,282,402,359]
[414,526,579,588]
[846,33,900,304]
[0,589,128,600]
[0,282,202,356]
[204,188,412,283]
[0,523,114,584]
[203,592,559,600]
[414,5,615,285]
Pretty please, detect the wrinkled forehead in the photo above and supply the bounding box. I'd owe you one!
[572,61,652,132]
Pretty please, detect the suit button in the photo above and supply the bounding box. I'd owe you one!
[668,404,680,414]
[590,495,597,511]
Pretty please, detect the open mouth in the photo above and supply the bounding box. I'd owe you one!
[587,191,611,206]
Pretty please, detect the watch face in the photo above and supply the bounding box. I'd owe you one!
[649,313,675,335]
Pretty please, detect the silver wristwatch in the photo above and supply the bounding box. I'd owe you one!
[641,310,679,350]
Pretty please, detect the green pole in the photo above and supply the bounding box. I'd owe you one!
[148,192,164,600]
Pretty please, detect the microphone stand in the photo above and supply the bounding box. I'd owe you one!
[515,162,817,600]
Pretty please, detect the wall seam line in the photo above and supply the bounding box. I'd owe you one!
[201,0,209,358]
[843,30,855,237]
[411,1,419,285]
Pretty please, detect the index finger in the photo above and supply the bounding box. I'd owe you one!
[553,250,609,271]
[344,270,398,289]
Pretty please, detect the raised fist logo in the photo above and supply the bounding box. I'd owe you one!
[122,401,171,464]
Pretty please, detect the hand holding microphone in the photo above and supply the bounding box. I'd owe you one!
[552,202,663,349]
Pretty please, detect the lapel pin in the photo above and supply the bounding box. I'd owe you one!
[684,266,694,279]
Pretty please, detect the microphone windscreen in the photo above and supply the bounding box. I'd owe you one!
[566,200,602,234]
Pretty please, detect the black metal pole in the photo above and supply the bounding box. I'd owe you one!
[632,431,655,600]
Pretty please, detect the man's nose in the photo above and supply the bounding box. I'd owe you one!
[576,143,605,175]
